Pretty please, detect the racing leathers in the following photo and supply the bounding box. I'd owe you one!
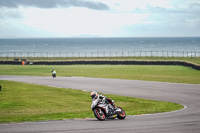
[92,94,116,110]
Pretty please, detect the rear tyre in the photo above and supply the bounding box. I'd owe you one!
[93,108,106,121]
[116,107,126,119]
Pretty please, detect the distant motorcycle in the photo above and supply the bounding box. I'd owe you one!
[91,98,126,121]
[51,69,56,78]
[52,73,56,78]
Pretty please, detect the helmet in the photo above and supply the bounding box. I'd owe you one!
[90,91,98,99]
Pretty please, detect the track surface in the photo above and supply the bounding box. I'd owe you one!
[0,75,200,133]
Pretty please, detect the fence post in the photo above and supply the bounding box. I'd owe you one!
[167,51,169,58]
[2,51,199,59]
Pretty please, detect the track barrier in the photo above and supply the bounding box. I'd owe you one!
[0,60,199,70]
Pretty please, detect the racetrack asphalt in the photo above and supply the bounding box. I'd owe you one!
[0,75,200,133]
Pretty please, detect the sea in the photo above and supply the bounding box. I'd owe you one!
[0,37,200,57]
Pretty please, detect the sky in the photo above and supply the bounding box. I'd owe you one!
[0,0,200,38]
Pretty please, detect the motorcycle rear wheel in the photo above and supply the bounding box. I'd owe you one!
[116,107,126,119]
[93,108,106,121]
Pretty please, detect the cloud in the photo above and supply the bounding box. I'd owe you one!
[109,0,200,15]
[0,0,109,10]
[0,0,200,38]
[0,9,22,19]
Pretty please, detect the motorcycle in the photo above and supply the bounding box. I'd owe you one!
[91,98,126,121]
[52,71,56,78]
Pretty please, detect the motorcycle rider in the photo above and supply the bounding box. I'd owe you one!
[90,91,117,110]
[51,68,56,78]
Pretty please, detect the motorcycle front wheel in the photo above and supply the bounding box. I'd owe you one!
[116,107,126,119]
[93,108,106,121]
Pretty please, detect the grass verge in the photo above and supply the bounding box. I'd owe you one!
[0,80,183,123]
[0,65,200,84]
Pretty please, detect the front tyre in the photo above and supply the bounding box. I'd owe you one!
[93,108,106,121]
[116,107,126,119]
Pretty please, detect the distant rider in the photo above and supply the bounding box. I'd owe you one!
[51,68,56,78]
[90,91,117,110]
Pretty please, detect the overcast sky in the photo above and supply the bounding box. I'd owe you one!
[0,0,200,38]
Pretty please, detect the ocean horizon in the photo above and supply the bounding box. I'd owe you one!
[0,37,200,57]
[1,37,200,52]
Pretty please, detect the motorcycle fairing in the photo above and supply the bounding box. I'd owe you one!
[98,104,109,114]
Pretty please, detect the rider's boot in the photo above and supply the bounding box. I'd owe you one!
[112,104,117,111]
[111,100,117,110]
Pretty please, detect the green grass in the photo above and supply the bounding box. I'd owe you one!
[0,57,196,123]
[0,65,200,84]
[0,80,183,123]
